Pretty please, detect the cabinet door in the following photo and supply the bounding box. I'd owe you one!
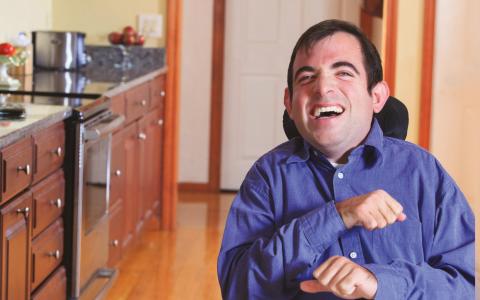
[136,118,147,231]
[107,199,123,268]
[110,130,125,209]
[149,74,166,111]
[144,108,163,217]
[0,191,32,300]
[122,122,140,249]
[152,108,164,213]
[31,266,66,300]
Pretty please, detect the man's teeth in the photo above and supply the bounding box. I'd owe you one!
[314,106,344,118]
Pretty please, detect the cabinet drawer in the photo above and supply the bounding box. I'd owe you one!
[31,219,64,290]
[1,137,33,203]
[32,122,65,184]
[108,199,124,267]
[31,266,66,300]
[149,74,166,112]
[31,170,65,238]
[125,82,149,124]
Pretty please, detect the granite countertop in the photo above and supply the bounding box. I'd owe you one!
[0,104,71,148]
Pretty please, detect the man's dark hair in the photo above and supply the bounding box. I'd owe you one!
[287,19,383,97]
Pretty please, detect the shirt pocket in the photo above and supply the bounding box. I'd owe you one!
[373,218,424,264]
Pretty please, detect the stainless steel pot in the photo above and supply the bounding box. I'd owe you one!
[32,31,91,70]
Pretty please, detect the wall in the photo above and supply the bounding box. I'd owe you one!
[178,0,214,183]
[394,0,424,144]
[429,0,479,292]
[0,0,52,42]
[51,0,166,47]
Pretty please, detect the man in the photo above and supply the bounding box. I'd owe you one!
[217,19,474,299]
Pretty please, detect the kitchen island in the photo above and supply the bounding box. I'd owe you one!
[0,46,173,300]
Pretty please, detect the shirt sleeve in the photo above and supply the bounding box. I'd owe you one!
[217,163,347,299]
[364,171,475,299]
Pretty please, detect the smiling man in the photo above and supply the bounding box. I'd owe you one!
[217,20,474,299]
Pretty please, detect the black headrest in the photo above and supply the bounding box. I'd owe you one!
[283,96,409,140]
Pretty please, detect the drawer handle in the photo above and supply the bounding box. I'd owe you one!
[51,198,62,208]
[112,239,119,247]
[115,169,122,177]
[157,119,164,126]
[138,132,147,140]
[16,207,30,219]
[53,146,62,157]
[48,250,61,260]
[160,90,166,97]
[140,99,147,107]
[17,164,31,175]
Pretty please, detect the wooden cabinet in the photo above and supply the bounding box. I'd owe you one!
[0,191,32,300]
[0,120,66,300]
[1,137,33,204]
[107,73,166,264]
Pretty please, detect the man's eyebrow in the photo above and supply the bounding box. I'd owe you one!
[331,61,360,75]
[294,66,316,81]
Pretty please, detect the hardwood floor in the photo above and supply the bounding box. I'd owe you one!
[105,191,235,300]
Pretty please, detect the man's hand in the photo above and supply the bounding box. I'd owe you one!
[335,189,407,230]
[300,256,377,299]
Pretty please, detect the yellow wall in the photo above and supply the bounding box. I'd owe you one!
[394,0,424,144]
[0,0,52,42]
[51,0,167,47]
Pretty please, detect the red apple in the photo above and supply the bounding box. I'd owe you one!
[135,34,145,46]
[108,32,123,45]
[123,34,136,46]
[123,26,136,36]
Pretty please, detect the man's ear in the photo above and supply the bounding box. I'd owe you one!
[371,81,390,113]
[284,87,293,118]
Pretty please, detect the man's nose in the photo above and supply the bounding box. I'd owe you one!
[313,74,335,97]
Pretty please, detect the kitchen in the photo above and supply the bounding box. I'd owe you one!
[0,0,479,299]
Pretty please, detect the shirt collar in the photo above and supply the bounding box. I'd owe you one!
[285,118,385,164]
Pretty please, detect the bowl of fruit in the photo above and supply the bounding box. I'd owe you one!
[108,26,145,46]
[0,42,28,87]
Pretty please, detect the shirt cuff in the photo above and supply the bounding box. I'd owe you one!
[363,263,408,300]
[299,201,346,252]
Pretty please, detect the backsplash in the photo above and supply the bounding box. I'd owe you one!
[83,45,165,82]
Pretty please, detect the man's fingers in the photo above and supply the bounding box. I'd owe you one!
[300,280,328,293]
[313,256,342,279]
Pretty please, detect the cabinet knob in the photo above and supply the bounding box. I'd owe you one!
[160,90,166,97]
[48,250,61,260]
[17,164,31,175]
[112,239,119,247]
[138,132,147,140]
[140,99,147,107]
[16,207,30,219]
[115,169,122,177]
[157,119,164,126]
[51,198,62,208]
[53,146,62,157]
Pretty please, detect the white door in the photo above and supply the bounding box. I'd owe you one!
[221,0,361,190]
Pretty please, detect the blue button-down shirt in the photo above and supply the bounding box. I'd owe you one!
[218,120,474,299]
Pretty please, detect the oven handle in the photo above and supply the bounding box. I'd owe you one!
[84,113,125,141]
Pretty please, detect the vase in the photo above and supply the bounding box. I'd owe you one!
[0,63,21,87]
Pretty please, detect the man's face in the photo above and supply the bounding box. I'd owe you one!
[284,32,387,162]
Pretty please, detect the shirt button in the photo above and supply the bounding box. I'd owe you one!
[349,252,357,259]
[337,172,344,179]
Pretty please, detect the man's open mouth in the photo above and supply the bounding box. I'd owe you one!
[312,105,345,119]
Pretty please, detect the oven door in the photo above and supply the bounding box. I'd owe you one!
[76,112,124,296]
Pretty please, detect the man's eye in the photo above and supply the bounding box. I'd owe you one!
[337,71,353,77]
[298,74,316,83]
